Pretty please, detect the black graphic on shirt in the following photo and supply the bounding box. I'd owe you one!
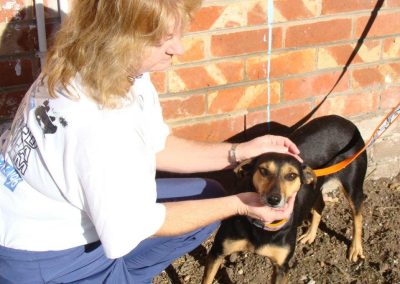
[11,125,37,175]
[34,100,68,134]
[59,117,68,127]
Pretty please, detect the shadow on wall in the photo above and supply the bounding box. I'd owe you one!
[0,4,64,126]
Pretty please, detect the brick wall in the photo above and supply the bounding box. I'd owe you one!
[0,0,60,118]
[1,0,399,178]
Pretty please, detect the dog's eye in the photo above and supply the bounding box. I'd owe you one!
[285,173,298,181]
[258,167,270,177]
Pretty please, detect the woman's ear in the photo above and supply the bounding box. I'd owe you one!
[234,159,256,178]
[301,165,317,185]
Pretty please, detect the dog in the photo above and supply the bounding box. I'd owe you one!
[202,115,367,284]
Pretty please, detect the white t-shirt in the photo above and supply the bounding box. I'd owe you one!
[0,73,168,259]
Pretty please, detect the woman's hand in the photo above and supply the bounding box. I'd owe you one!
[235,135,302,162]
[234,192,297,224]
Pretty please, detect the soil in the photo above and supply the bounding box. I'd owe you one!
[153,173,400,284]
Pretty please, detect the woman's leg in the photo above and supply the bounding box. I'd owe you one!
[123,178,225,283]
[0,242,131,284]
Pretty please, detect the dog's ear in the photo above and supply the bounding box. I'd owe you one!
[234,159,255,178]
[301,165,317,185]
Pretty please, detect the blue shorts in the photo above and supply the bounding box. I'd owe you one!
[0,178,225,284]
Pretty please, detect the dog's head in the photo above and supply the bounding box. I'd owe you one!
[235,152,316,231]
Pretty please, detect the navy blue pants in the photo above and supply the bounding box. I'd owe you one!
[0,178,224,284]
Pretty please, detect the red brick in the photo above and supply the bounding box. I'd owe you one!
[235,103,312,129]
[211,28,282,57]
[171,116,245,142]
[208,87,246,114]
[322,0,376,15]
[387,62,400,83]
[383,37,400,59]
[208,82,280,114]
[381,86,400,110]
[271,49,316,77]
[248,2,266,25]
[245,110,269,128]
[315,92,380,117]
[150,72,166,94]
[286,19,352,48]
[45,21,61,46]
[217,61,245,83]
[269,102,313,126]
[284,71,350,101]
[0,23,38,55]
[0,20,61,56]
[170,66,215,93]
[386,0,400,7]
[373,62,400,85]
[352,66,386,89]
[318,40,381,69]
[0,59,34,87]
[169,61,244,93]
[43,3,60,19]
[0,90,25,118]
[0,0,31,22]
[189,6,225,32]
[355,12,400,38]
[191,2,269,31]
[246,49,316,80]
[174,36,205,64]
[275,0,320,21]
[161,94,206,121]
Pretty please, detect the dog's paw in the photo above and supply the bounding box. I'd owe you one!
[298,230,317,244]
[348,244,365,262]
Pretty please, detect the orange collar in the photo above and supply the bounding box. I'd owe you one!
[249,217,289,231]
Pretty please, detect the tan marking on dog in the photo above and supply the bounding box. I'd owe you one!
[298,208,322,244]
[256,244,290,266]
[202,256,224,284]
[275,273,288,284]
[253,161,302,200]
[252,161,277,195]
[349,212,364,261]
[202,239,257,284]
[280,163,301,199]
[222,239,255,255]
[339,182,365,261]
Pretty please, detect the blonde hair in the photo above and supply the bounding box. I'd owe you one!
[44,0,201,108]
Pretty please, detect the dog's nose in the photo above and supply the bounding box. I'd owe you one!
[267,194,281,206]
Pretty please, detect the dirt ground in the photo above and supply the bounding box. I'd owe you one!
[153,172,400,284]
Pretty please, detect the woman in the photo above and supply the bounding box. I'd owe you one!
[0,1,301,283]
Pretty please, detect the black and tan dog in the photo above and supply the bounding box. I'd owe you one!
[202,115,367,284]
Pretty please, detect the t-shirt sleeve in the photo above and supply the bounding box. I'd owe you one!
[138,73,170,153]
[76,112,166,259]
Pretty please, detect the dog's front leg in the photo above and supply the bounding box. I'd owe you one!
[298,194,324,244]
[272,263,289,284]
[202,254,224,284]
[298,208,321,244]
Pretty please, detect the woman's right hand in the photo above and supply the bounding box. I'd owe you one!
[234,192,297,224]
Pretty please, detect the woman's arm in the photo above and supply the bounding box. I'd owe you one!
[156,134,301,173]
[154,191,296,237]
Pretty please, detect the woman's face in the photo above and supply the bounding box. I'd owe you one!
[138,21,185,74]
